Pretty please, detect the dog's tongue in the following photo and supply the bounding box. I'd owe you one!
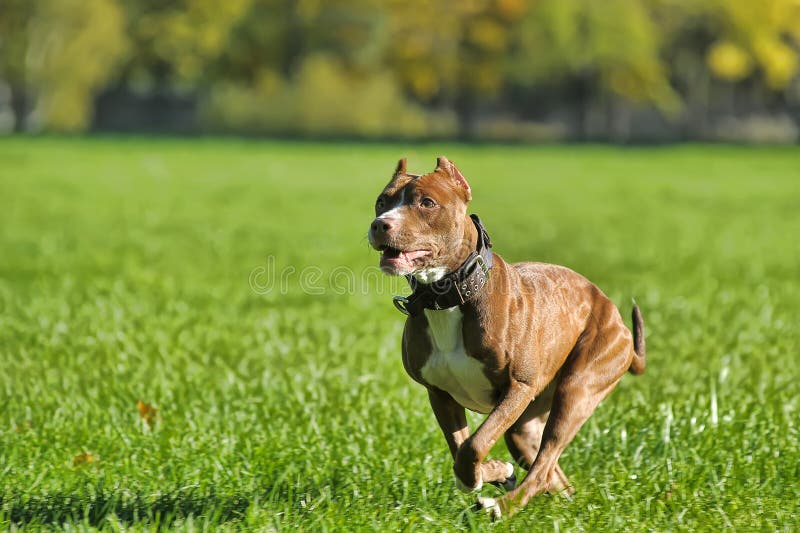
[382,248,430,270]
[400,250,429,261]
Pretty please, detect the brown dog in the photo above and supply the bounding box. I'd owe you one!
[367,157,646,518]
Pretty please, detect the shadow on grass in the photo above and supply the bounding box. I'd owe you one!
[1,488,258,528]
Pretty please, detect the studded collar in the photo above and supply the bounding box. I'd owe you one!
[393,214,493,316]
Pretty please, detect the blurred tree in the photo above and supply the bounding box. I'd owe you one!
[213,0,387,82]
[202,53,454,138]
[200,0,450,137]
[509,0,679,139]
[0,0,36,131]
[651,0,800,137]
[0,0,129,131]
[29,0,129,131]
[1,0,799,138]
[385,0,528,136]
[705,0,800,89]
[120,0,252,88]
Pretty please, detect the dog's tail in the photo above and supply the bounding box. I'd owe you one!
[629,303,646,375]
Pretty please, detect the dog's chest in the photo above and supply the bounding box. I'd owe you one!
[419,308,495,414]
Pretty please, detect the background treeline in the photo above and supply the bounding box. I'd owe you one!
[2,0,800,142]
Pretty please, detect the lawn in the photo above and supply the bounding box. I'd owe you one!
[0,138,798,531]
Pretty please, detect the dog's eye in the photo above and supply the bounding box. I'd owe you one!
[376,197,385,209]
[420,197,436,208]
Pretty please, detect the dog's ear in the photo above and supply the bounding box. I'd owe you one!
[394,158,407,176]
[435,156,472,201]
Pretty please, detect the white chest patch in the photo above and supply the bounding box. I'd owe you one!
[420,307,495,414]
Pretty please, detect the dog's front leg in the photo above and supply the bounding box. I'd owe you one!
[428,387,470,459]
[453,380,534,493]
[428,387,515,492]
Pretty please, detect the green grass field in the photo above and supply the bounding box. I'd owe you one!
[1,138,798,531]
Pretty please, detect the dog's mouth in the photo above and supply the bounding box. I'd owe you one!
[378,245,431,272]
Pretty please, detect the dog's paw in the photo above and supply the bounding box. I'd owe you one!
[485,461,516,492]
[498,462,517,492]
[455,472,483,493]
[474,496,502,520]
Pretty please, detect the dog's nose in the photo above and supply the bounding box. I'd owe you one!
[370,217,391,235]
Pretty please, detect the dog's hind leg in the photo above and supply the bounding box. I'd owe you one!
[480,378,618,518]
[503,383,573,495]
[478,303,634,519]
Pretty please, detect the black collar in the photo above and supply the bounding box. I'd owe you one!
[393,214,493,316]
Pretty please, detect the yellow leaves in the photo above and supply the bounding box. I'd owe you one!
[254,69,286,96]
[467,17,508,52]
[707,0,800,88]
[753,37,798,89]
[72,452,98,467]
[137,399,160,431]
[764,0,800,32]
[707,37,798,89]
[606,64,681,115]
[297,0,322,22]
[406,65,440,100]
[466,62,504,95]
[26,0,130,131]
[608,69,646,101]
[707,41,754,82]
[293,54,432,137]
[8,0,800,135]
[137,0,253,83]
[495,0,528,21]
[203,55,451,138]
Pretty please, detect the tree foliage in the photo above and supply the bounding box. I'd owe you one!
[0,0,798,138]
[0,0,129,131]
[511,0,680,111]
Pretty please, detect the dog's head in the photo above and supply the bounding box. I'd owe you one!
[368,157,474,279]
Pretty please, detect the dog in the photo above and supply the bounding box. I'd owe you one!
[367,157,646,518]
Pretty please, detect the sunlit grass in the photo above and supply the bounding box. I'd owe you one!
[0,138,798,530]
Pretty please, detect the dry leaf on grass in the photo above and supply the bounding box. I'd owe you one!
[137,399,160,429]
[73,452,98,466]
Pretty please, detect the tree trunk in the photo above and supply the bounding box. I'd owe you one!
[282,0,305,77]
[454,91,476,140]
[570,74,593,141]
[10,83,27,133]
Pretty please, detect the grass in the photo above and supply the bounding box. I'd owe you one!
[0,137,798,531]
